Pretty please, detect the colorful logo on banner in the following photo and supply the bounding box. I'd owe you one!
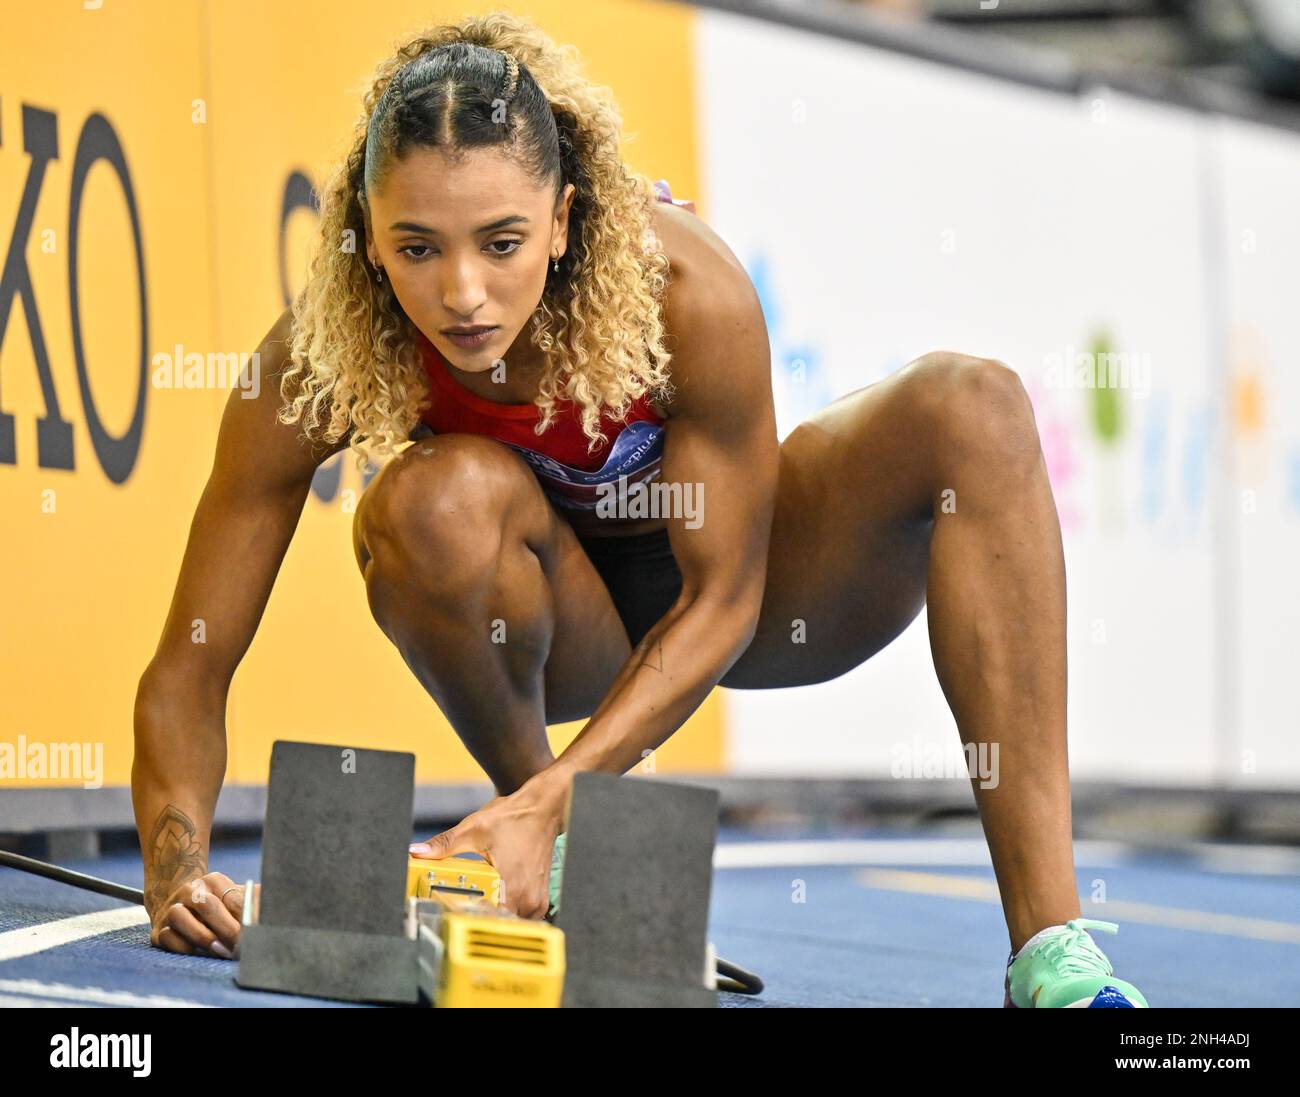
[1029,327,1218,543]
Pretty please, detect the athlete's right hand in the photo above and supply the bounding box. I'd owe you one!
[148,872,257,960]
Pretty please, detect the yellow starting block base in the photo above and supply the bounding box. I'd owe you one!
[406,855,564,1008]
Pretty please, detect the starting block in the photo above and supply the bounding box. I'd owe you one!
[236,741,418,1004]
[555,772,719,1008]
[407,856,565,1007]
[238,740,731,1007]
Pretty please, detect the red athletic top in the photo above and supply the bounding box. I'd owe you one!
[417,333,665,512]
[414,180,691,512]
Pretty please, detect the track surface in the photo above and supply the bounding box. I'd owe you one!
[3,826,1298,1007]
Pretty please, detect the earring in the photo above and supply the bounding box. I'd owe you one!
[375,267,384,285]
[552,256,560,274]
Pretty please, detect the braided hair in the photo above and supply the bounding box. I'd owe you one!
[283,13,673,465]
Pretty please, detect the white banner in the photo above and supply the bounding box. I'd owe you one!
[696,12,1296,784]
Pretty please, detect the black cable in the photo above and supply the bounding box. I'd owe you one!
[716,956,764,995]
[0,849,145,905]
[1,850,765,997]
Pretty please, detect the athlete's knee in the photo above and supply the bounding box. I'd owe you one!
[354,435,528,586]
[903,351,1038,468]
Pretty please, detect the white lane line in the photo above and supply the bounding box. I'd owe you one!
[0,978,209,1008]
[0,993,70,1007]
[1187,842,1300,876]
[714,838,1300,877]
[0,906,149,962]
[714,839,1133,869]
[855,868,1300,945]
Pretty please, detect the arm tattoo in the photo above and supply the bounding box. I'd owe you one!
[144,804,206,914]
[635,637,665,674]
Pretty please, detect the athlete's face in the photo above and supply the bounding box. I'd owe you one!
[364,145,574,374]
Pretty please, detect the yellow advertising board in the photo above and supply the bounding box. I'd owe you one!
[0,0,717,792]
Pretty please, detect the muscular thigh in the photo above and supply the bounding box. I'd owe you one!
[720,363,940,689]
[535,510,636,723]
[353,435,632,724]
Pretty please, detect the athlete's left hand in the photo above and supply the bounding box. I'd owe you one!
[409,766,571,919]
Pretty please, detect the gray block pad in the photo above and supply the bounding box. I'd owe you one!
[257,740,414,935]
[556,772,719,1007]
[237,740,417,1003]
[238,924,418,1004]
[560,971,718,1008]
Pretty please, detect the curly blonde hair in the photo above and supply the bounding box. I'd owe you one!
[280,10,674,467]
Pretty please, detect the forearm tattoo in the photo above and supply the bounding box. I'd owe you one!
[144,804,206,913]
[636,636,665,674]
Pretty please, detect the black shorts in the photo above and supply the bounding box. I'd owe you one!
[574,526,683,649]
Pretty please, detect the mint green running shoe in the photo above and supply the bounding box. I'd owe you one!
[1004,918,1149,1008]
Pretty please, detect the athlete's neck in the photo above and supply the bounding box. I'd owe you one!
[436,326,550,406]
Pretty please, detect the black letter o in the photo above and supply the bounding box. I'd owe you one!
[68,113,148,485]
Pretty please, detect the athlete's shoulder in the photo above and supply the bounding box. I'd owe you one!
[650,195,751,297]
[648,199,769,420]
[651,198,763,367]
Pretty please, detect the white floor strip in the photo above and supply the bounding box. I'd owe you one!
[714,838,1133,869]
[0,978,208,1008]
[854,868,1300,945]
[0,906,149,963]
[1187,842,1300,876]
[0,987,71,1008]
[0,993,69,1007]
